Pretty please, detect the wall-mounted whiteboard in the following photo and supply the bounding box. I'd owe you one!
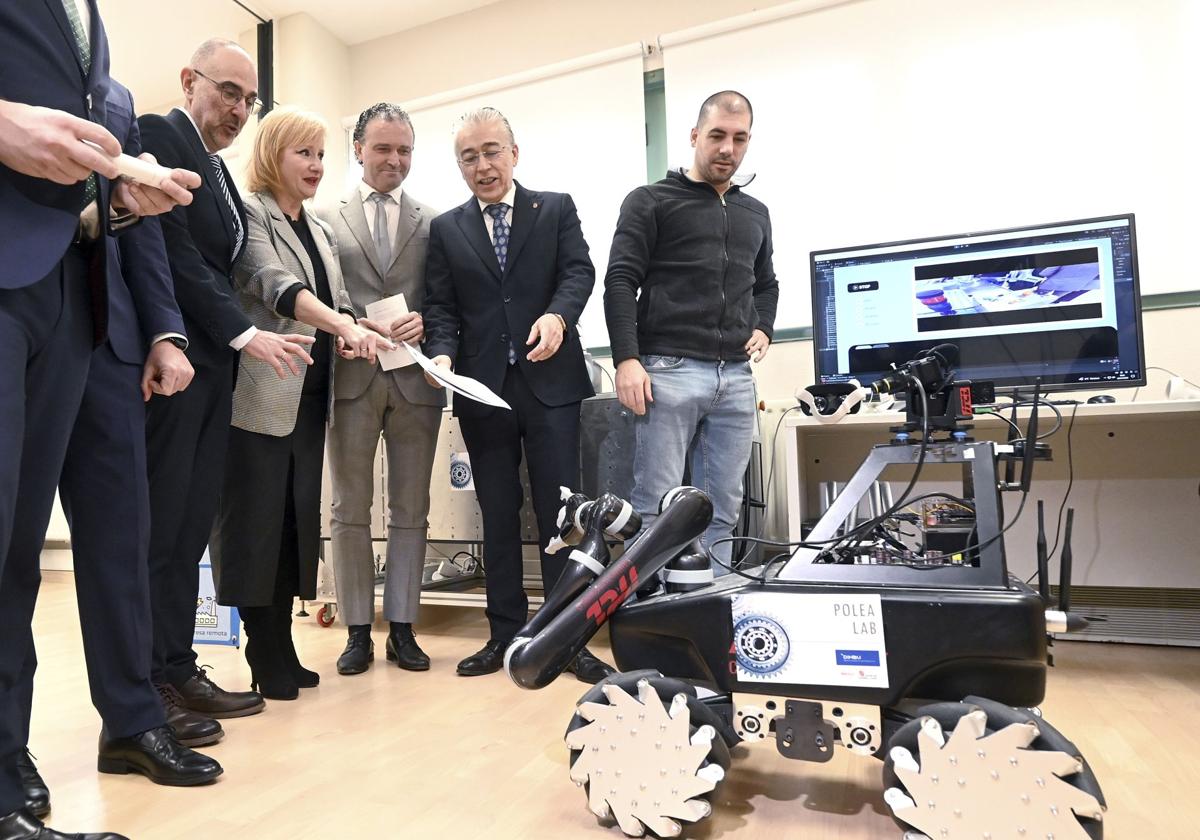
[661,0,1200,330]
[344,44,647,348]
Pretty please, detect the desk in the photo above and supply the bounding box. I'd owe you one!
[782,399,1200,588]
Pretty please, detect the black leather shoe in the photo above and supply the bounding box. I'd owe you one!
[456,640,507,676]
[156,683,223,748]
[97,726,223,786]
[385,623,430,671]
[17,751,49,819]
[0,808,127,839]
[336,625,374,675]
[564,647,616,684]
[175,667,264,718]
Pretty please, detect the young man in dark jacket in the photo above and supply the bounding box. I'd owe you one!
[603,90,778,573]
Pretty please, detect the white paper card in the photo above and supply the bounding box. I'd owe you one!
[363,293,414,371]
[403,342,511,410]
[731,592,888,688]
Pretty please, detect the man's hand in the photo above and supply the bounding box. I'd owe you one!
[334,316,394,364]
[0,101,120,183]
[111,154,200,216]
[241,331,316,378]
[616,358,653,416]
[385,311,424,344]
[141,341,194,401]
[424,354,452,389]
[745,328,770,362]
[526,313,564,362]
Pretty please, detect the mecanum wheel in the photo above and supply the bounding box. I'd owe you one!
[564,670,732,838]
[882,695,1106,839]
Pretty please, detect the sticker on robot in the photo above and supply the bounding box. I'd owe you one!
[449,451,474,491]
[731,592,888,688]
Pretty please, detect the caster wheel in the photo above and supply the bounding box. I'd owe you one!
[316,604,336,627]
[564,670,732,838]
[882,696,1106,839]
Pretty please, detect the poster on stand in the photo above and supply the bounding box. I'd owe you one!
[194,551,239,647]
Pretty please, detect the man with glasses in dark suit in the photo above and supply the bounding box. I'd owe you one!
[423,107,612,683]
[138,38,315,728]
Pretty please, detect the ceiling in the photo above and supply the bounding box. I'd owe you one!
[102,0,500,109]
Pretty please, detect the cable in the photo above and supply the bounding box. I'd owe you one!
[1131,365,1200,402]
[1046,400,1079,560]
[815,376,931,564]
[726,404,804,570]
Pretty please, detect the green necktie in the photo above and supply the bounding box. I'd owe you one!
[62,0,97,205]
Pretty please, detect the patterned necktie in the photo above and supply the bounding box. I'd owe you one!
[370,192,392,269]
[62,0,97,205]
[486,203,516,364]
[209,153,244,261]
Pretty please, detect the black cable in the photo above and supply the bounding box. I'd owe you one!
[727,404,804,569]
[816,376,931,563]
[1046,401,1079,560]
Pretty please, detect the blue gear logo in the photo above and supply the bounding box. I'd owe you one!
[734,615,790,675]
[449,458,472,489]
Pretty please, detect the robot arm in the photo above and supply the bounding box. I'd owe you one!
[504,486,713,690]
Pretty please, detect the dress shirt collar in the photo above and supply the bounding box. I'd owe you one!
[172,106,217,155]
[477,184,517,216]
[359,180,403,204]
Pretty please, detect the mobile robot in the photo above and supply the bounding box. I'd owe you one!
[504,346,1105,839]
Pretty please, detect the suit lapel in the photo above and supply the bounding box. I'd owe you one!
[43,0,85,79]
[306,212,339,293]
[260,193,316,287]
[389,192,422,272]
[455,197,501,282]
[341,190,383,279]
[505,182,538,276]
[169,109,237,266]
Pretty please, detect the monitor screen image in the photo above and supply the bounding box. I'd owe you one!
[810,214,1146,392]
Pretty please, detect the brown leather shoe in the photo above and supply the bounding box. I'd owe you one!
[156,683,223,747]
[174,667,264,719]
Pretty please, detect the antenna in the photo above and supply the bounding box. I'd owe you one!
[1036,500,1050,604]
[1058,508,1075,613]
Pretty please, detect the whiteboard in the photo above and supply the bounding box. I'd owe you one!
[662,0,1200,330]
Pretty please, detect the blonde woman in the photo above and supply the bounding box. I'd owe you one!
[211,107,391,699]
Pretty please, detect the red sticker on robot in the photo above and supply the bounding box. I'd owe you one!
[585,567,639,628]
[959,384,973,416]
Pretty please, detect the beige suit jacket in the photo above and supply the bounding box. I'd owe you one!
[318,187,445,408]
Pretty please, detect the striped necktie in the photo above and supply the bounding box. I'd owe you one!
[62,0,97,205]
[209,153,244,260]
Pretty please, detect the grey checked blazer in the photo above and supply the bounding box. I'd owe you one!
[318,188,444,408]
[231,191,353,436]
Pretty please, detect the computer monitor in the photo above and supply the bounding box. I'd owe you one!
[810,214,1146,393]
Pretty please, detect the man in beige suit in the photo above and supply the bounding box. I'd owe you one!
[319,103,444,675]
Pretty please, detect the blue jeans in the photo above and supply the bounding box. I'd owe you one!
[631,356,757,574]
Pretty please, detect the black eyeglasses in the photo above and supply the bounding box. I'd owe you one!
[192,69,261,115]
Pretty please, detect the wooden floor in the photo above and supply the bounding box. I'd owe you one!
[27,570,1200,839]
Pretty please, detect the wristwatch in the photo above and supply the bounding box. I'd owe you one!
[164,336,188,351]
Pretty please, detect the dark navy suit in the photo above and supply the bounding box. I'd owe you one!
[54,81,185,743]
[137,108,249,689]
[0,0,114,816]
[423,182,594,642]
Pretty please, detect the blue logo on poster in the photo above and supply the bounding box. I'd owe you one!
[836,649,880,666]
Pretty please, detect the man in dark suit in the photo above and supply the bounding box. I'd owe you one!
[137,39,314,722]
[0,4,198,838]
[423,107,612,682]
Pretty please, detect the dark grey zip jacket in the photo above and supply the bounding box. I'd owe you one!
[603,168,779,365]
